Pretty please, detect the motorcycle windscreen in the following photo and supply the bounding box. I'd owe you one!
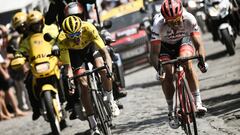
[29,33,52,61]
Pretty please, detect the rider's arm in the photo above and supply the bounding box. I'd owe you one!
[150,17,162,71]
[187,12,206,61]
[90,23,112,71]
[191,33,206,61]
[150,39,161,71]
[57,33,71,66]
[187,13,208,72]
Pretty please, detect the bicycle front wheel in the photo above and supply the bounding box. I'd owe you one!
[180,78,198,135]
[92,90,112,135]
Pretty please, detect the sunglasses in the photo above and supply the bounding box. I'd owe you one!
[67,31,81,39]
[166,16,182,27]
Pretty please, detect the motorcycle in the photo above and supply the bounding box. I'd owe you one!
[204,0,239,56]
[185,0,207,33]
[10,33,67,134]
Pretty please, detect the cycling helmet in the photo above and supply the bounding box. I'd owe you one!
[62,15,82,35]
[12,12,27,29]
[27,10,44,25]
[161,0,183,20]
[64,2,84,17]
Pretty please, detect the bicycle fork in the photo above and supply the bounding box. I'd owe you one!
[175,66,196,124]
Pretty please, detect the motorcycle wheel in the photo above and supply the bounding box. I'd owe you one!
[43,91,61,135]
[221,29,236,56]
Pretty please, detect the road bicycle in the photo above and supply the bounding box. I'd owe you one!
[158,55,206,135]
[71,63,112,135]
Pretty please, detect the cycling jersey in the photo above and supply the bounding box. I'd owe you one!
[151,10,200,45]
[58,21,105,65]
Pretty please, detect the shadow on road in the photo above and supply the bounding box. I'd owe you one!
[203,91,240,117]
[126,80,160,90]
[124,64,151,76]
[112,112,168,134]
[206,50,227,61]
[201,79,240,92]
[74,129,89,135]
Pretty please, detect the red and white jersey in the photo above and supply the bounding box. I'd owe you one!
[151,10,200,45]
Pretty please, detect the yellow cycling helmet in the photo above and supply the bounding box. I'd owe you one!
[27,10,44,25]
[12,12,27,28]
[62,15,82,35]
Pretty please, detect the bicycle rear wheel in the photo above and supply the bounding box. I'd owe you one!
[179,78,198,135]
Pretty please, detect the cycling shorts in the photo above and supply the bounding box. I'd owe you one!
[160,37,195,61]
[69,43,101,72]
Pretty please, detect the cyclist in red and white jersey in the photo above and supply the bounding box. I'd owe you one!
[150,0,208,129]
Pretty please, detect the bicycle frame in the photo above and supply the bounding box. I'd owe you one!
[175,65,196,124]
[72,63,112,135]
[159,55,202,135]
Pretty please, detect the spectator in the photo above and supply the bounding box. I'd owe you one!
[0,24,27,117]
[0,54,14,120]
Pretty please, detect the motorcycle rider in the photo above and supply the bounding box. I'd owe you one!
[150,0,208,129]
[45,0,96,26]
[11,12,29,40]
[58,15,120,134]
[14,10,59,121]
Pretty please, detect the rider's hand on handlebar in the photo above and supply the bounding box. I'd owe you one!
[197,55,208,73]
[197,62,208,73]
[68,78,76,95]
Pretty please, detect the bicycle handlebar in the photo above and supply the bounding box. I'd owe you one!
[161,55,203,65]
[72,63,112,80]
[158,55,205,75]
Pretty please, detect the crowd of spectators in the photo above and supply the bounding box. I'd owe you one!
[0,0,134,122]
[0,24,28,121]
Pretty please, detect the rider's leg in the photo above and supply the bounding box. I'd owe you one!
[69,48,99,133]
[75,68,97,129]
[161,63,175,113]
[158,46,176,113]
[25,72,40,120]
[94,56,120,117]
[179,44,206,112]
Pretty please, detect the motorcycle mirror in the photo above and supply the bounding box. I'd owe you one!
[44,33,53,42]
[103,20,112,29]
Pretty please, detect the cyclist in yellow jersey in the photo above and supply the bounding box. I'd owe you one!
[58,15,120,134]
[16,11,59,121]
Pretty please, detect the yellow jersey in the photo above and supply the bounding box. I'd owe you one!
[58,21,105,65]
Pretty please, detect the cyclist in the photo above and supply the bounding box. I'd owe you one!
[15,10,59,121]
[150,0,208,129]
[58,15,120,134]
